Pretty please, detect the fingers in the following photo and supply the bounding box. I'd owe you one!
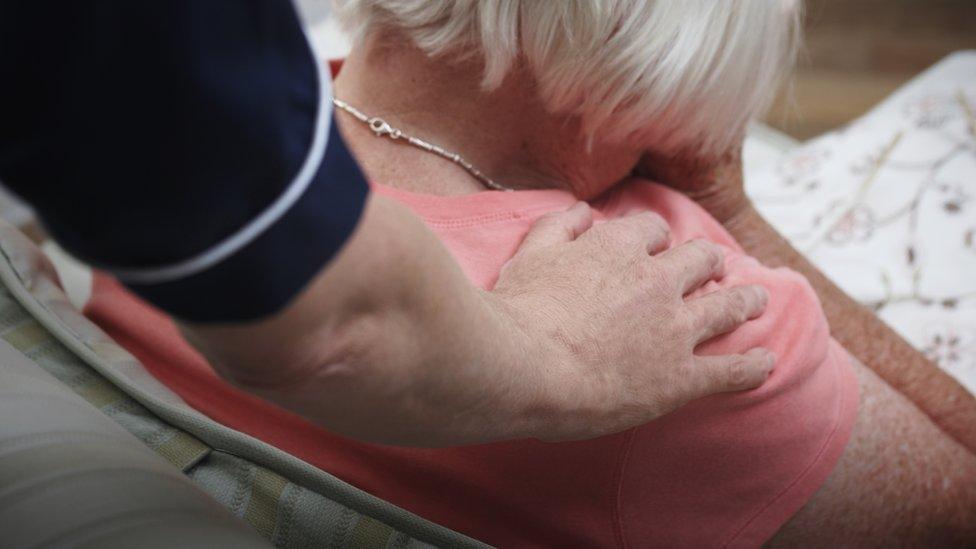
[654,239,725,295]
[686,284,768,343]
[690,348,776,397]
[581,211,671,255]
[520,201,593,250]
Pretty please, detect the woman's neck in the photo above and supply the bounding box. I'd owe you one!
[332,33,639,198]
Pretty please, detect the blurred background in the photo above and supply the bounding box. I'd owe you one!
[767,0,976,139]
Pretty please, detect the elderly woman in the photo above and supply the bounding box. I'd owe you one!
[83,0,976,546]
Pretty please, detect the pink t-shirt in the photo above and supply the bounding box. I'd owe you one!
[85,178,858,548]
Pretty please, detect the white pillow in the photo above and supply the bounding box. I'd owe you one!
[746,51,976,394]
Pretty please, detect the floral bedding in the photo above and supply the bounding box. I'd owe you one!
[746,52,976,394]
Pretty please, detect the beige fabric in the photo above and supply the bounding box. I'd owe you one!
[0,338,269,548]
[0,220,485,548]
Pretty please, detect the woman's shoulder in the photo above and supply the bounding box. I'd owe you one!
[597,177,742,251]
[604,177,833,373]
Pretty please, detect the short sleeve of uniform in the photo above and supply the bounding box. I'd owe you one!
[0,0,368,322]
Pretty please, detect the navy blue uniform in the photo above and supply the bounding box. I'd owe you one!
[0,1,368,322]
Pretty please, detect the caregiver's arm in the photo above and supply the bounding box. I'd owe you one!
[184,193,774,446]
[1,1,773,447]
[641,150,976,454]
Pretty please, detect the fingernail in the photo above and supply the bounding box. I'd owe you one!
[570,201,589,213]
[754,286,769,307]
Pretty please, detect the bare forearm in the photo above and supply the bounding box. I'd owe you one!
[723,203,976,453]
[182,195,551,446]
[182,194,778,447]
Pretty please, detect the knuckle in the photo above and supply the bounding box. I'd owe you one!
[693,239,722,267]
[649,211,669,229]
[650,225,671,247]
[726,357,752,388]
[641,261,676,295]
[633,263,662,295]
[535,212,564,227]
[725,290,749,323]
[672,310,700,340]
[636,255,659,277]
[659,223,672,242]
[600,223,637,250]
[636,211,667,232]
[531,213,578,242]
[680,359,709,397]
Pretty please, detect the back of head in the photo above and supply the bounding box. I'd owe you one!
[332,0,801,157]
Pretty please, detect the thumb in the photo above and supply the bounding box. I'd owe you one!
[518,201,593,251]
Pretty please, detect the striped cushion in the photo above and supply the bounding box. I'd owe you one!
[0,220,485,549]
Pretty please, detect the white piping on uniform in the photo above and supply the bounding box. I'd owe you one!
[113,16,331,285]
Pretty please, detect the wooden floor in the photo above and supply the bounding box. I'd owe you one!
[766,0,976,140]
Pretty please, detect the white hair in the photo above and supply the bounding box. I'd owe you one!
[331,0,800,157]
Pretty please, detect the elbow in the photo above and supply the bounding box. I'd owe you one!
[182,311,387,396]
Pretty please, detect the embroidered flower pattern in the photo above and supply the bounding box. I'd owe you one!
[904,94,955,129]
[935,181,972,215]
[775,146,830,187]
[923,324,976,374]
[747,57,976,394]
[826,205,875,245]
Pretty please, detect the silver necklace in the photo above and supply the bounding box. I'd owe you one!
[332,98,512,192]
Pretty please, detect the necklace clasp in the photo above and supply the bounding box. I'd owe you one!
[368,117,398,138]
